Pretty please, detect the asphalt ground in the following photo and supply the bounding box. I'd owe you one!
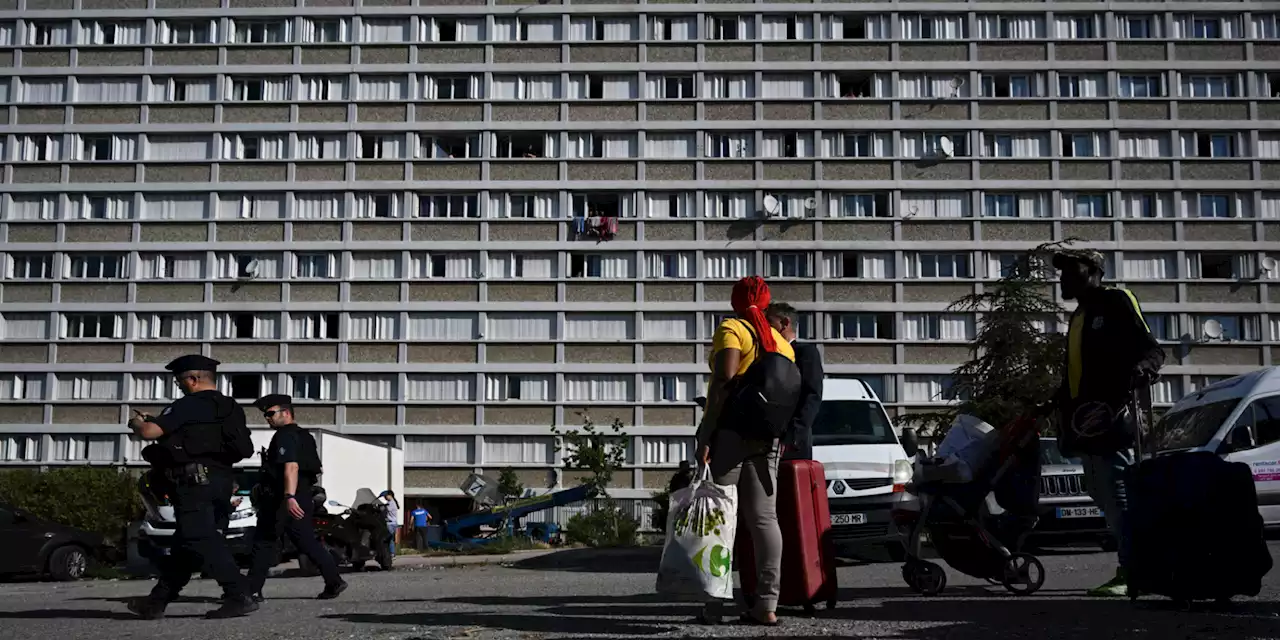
[0,544,1278,640]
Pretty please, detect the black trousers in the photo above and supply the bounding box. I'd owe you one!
[247,488,341,593]
[148,468,247,603]
[413,527,429,549]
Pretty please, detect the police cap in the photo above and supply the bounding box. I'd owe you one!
[1051,249,1105,273]
[164,354,220,373]
[254,394,293,413]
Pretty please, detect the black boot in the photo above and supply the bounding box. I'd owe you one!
[318,580,348,600]
[127,597,167,620]
[205,595,259,619]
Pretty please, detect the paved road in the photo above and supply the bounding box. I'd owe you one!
[0,545,1278,640]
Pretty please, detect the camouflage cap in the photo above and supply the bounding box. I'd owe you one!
[1051,249,1105,272]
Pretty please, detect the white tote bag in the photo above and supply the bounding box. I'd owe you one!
[655,466,739,600]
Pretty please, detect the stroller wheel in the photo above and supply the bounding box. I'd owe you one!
[1000,553,1046,596]
[905,560,947,596]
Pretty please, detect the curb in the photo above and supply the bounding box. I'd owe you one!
[266,548,562,575]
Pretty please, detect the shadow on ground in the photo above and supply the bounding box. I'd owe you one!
[507,546,663,573]
[373,595,1280,640]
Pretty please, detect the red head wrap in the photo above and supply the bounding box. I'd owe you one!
[730,276,777,353]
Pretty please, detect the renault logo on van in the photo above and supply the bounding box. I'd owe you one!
[832,480,847,495]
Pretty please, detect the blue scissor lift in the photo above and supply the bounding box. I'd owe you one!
[429,483,598,550]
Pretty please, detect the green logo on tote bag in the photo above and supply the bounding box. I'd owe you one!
[692,543,732,578]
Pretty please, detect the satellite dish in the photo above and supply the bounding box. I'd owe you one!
[762,194,781,215]
[938,136,955,158]
[950,76,965,88]
[803,197,818,211]
[1202,319,1224,340]
[1262,256,1278,273]
[242,258,260,278]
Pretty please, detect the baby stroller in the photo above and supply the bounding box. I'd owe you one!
[896,413,1045,596]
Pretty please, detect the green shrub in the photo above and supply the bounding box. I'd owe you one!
[0,467,142,546]
[565,502,640,548]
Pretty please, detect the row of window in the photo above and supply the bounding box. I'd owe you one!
[0,372,1235,419]
[5,130,1271,163]
[0,432,704,467]
[10,71,1280,104]
[0,299,1272,342]
[3,191,1272,222]
[3,248,1273,286]
[9,13,1279,47]
[0,371,703,403]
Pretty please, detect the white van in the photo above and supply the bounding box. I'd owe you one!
[1151,366,1280,527]
[810,378,917,557]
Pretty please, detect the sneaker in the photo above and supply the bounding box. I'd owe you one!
[251,592,265,604]
[127,597,166,620]
[1087,570,1129,598]
[205,596,259,619]
[317,580,348,600]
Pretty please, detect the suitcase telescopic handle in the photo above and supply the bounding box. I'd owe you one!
[1131,386,1155,461]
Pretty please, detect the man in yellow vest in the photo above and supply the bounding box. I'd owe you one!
[1052,249,1165,598]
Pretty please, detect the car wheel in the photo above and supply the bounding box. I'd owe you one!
[48,546,90,581]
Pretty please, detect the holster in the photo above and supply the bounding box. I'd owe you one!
[164,462,211,486]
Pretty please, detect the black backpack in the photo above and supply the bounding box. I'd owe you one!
[296,429,323,476]
[718,320,803,441]
[214,396,255,464]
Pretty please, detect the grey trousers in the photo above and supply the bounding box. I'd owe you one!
[704,431,783,613]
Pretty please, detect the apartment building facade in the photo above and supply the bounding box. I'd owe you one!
[1,0,1279,501]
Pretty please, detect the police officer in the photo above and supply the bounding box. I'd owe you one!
[126,355,258,620]
[246,394,347,601]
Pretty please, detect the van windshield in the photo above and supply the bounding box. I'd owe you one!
[812,400,899,446]
[1150,398,1241,452]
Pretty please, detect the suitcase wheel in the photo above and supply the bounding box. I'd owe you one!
[904,560,947,596]
[1000,553,1046,596]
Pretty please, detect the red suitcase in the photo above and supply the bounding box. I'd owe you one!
[736,459,838,612]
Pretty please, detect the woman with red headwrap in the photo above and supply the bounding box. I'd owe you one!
[694,276,794,626]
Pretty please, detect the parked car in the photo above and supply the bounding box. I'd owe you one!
[1030,438,1115,550]
[133,470,258,570]
[0,502,115,581]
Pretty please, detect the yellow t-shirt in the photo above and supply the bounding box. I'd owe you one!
[709,318,796,376]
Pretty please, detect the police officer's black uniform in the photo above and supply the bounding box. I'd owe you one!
[246,394,347,600]
[129,355,257,620]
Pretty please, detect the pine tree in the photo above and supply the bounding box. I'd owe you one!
[901,240,1077,437]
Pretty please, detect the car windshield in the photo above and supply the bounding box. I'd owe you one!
[812,400,900,446]
[1039,439,1082,466]
[1150,398,1241,452]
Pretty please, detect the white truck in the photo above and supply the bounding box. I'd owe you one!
[129,429,403,573]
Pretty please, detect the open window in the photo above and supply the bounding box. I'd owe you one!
[495,133,546,159]
[837,73,872,98]
[229,374,261,400]
[233,313,255,339]
[1199,253,1235,279]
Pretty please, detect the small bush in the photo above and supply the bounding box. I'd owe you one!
[565,503,640,548]
[0,467,142,546]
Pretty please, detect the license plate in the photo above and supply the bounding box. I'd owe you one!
[1057,506,1102,519]
[831,513,867,526]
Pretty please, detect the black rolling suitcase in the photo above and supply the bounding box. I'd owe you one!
[1125,392,1273,604]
